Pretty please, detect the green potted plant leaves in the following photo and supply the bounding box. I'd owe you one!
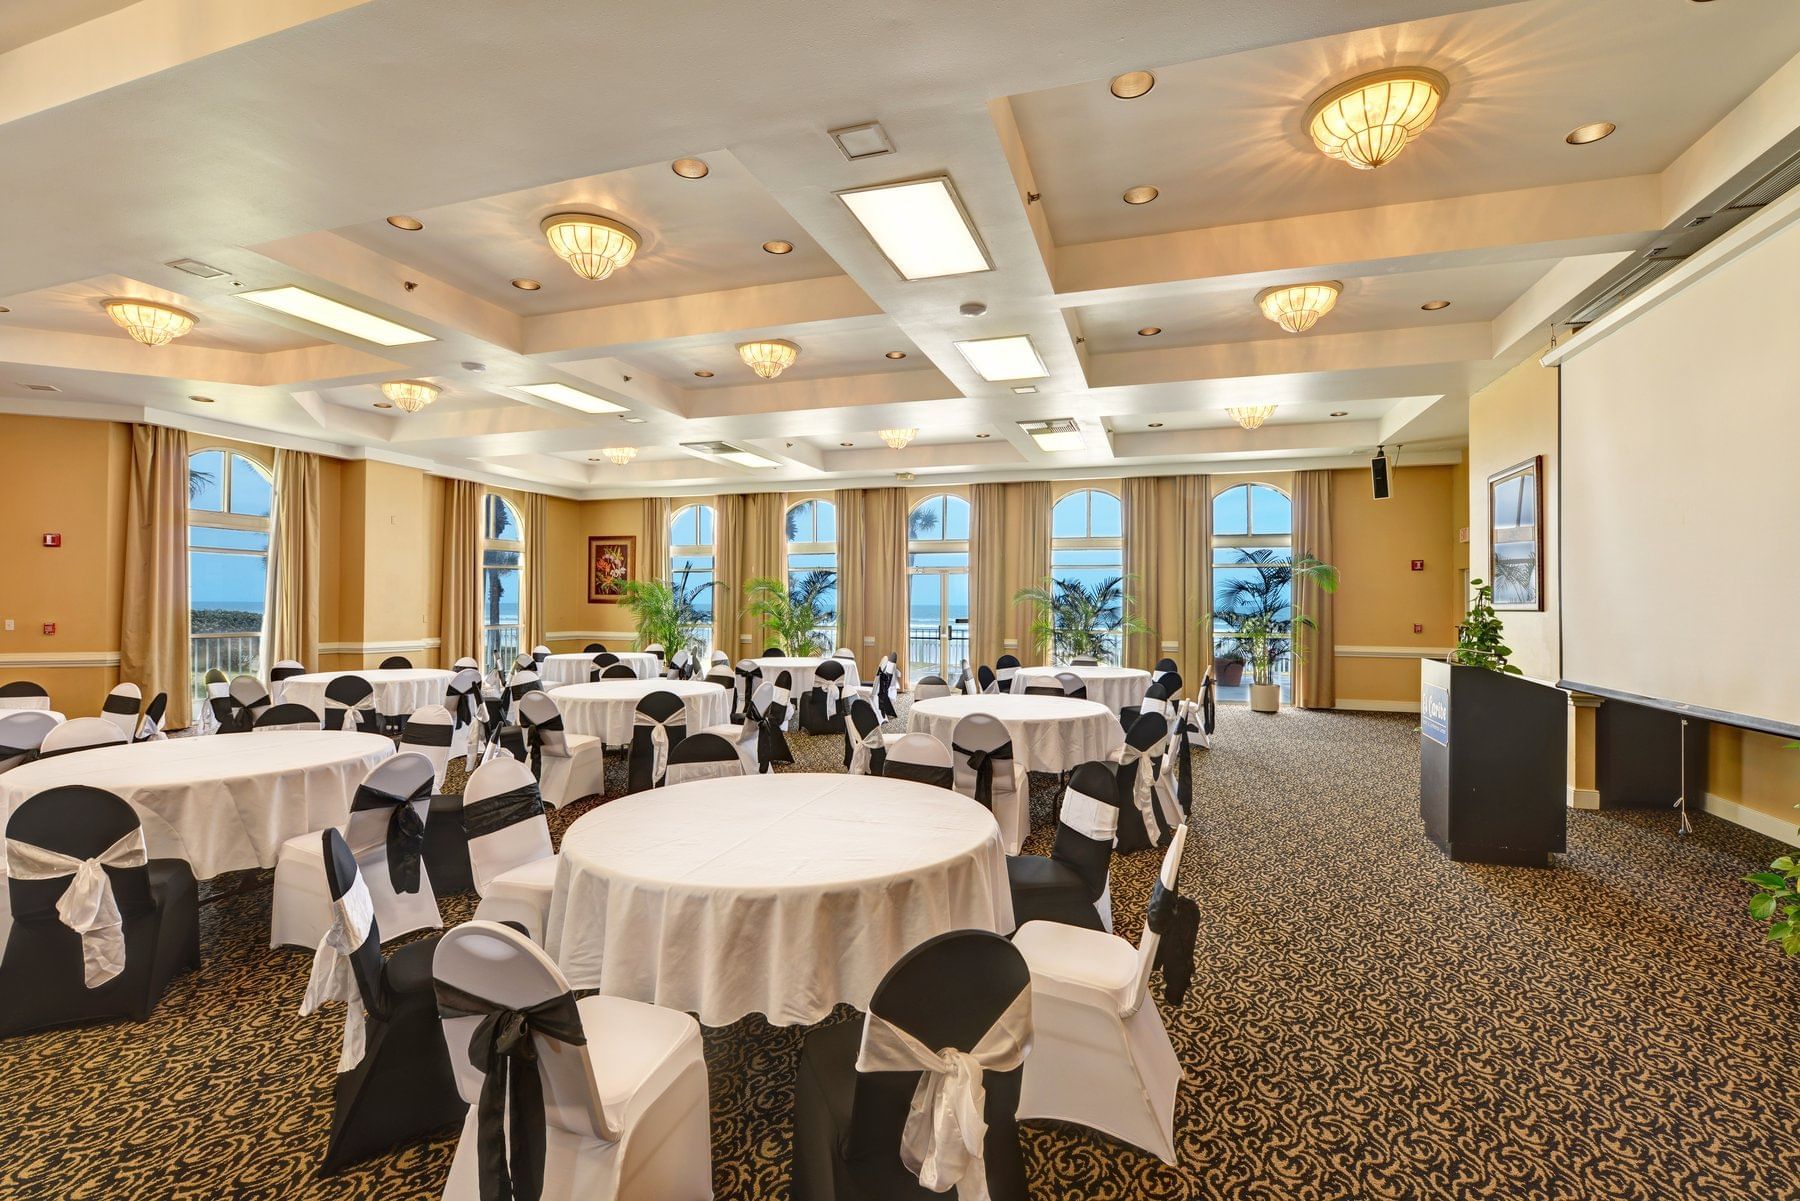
[741,570,838,657]
[1011,575,1149,665]
[618,567,713,662]
[1450,578,1522,674]
[1213,551,1338,713]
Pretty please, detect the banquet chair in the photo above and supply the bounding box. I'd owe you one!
[378,655,413,670]
[323,675,380,735]
[732,659,762,723]
[38,717,128,759]
[843,697,902,777]
[1150,657,1180,690]
[977,664,999,694]
[761,645,785,658]
[1070,655,1100,667]
[798,657,849,735]
[405,704,473,894]
[627,690,689,794]
[700,682,770,775]
[0,680,50,709]
[1055,671,1089,700]
[133,692,169,742]
[532,645,551,668]
[1120,675,1178,731]
[602,662,637,679]
[433,921,713,1201]
[444,668,481,766]
[452,655,480,671]
[99,682,143,741]
[0,785,199,1038]
[1196,668,1217,748]
[866,656,900,722]
[1023,681,1064,697]
[704,666,738,708]
[1006,761,1119,933]
[464,756,557,942]
[758,671,796,770]
[792,929,1031,1201]
[302,827,465,1174]
[271,753,443,950]
[202,669,232,733]
[400,704,456,790]
[644,643,667,676]
[1014,824,1192,1164]
[952,660,975,694]
[229,674,273,732]
[880,733,954,789]
[519,690,605,808]
[950,712,1029,854]
[505,666,545,726]
[270,659,308,683]
[912,674,953,702]
[590,651,622,682]
[583,642,608,654]
[670,648,695,680]
[666,731,748,785]
[255,703,323,731]
[1111,711,1178,852]
[995,653,1022,692]
[0,710,60,774]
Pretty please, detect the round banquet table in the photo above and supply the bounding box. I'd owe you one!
[274,668,453,718]
[539,651,661,686]
[749,656,861,694]
[0,731,394,878]
[550,679,732,744]
[908,693,1124,774]
[545,772,1014,1025]
[1010,664,1151,714]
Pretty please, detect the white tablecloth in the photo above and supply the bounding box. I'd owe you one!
[908,694,1123,773]
[749,656,861,694]
[0,731,394,878]
[546,772,1013,1025]
[1011,665,1151,714]
[274,669,453,718]
[540,652,662,686]
[551,680,732,744]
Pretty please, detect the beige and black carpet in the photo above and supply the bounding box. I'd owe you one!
[2,704,1797,1199]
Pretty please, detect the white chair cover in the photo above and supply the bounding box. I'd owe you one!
[299,869,374,1070]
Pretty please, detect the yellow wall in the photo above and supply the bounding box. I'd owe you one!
[1708,726,1800,840]
[324,459,445,669]
[544,497,647,649]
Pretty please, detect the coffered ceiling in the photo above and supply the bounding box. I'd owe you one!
[1,0,1797,499]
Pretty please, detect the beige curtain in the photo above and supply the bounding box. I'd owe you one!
[120,424,191,728]
[1122,474,1211,687]
[439,479,483,666]
[265,449,321,668]
[837,487,909,687]
[522,491,548,650]
[711,494,744,655]
[970,481,1049,668]
[641,495,671,582]
[1293,469,1336,709]
[715,492,784,651]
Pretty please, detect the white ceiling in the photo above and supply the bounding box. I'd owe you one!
[0,0,1796,497]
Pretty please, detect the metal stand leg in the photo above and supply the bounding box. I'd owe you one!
[1674,717,1693,836]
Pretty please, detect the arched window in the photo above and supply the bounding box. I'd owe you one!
[1049,488,1125,662]
[188,448,272,695]
[1211,482,1293,702]
[482,494,524,666]
[906,494,970,678]
[670,503,717,652]
[786,498,838,651]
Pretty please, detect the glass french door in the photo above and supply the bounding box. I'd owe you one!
[908,568,968,681]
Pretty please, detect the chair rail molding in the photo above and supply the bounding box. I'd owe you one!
[0,650,123,668]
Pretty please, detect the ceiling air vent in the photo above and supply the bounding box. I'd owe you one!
[1566,256,1687,326]
[21,383,61,392]
[1719,145,1800,212]
[679,441,780,469]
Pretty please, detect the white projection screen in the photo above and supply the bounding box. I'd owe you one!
[1558,211,1800,734]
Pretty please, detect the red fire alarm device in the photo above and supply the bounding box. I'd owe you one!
[42,533,61,547]
[1410,559,1425,571]
[1413,623,1425,634]
[42,622,56,636]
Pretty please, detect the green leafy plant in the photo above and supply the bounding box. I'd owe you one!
[618,567,713,661]
[1746,850,1800,956]
[1451,578,1521,675]
[1012,575,1148,665]
[1212,551,1339,686]
[742,570,838,656]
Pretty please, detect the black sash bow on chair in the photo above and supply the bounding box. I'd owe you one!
[461,784,546,841]
[354,786,428,894]
[436,981,588,1201]
[952,741,1011,809]
[1146,879,1199,1007]
[405,722,456,748]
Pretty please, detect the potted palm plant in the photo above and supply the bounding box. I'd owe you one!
[742,570,838,656]
[1213,550,1338,713]
[1011,575,1149,665]
[618,567,713,663]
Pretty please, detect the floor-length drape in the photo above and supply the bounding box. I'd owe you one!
[439,479,483,667]
[970,481,1049,669]
[1293,469,1336,709]
[1122,474,1211,687]
[641,495,671,582]
[120,424,191,729]
[836,487,909,687]
[522,491,548,651]
[265,448,321,669]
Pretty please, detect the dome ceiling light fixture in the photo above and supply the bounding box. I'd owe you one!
[878,428,918,450]
[379,379,439,413]
[540,212,641,281]
[1256,281,1342,333]
[600,446,639,466]
[103,299,195,346]
[1306,67,1448,170]
[737,338,800,379]
[1227,404,1278,431]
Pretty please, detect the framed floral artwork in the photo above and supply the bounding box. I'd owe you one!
[588,535,635,604]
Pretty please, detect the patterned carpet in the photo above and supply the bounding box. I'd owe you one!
[2,702,1797,1199]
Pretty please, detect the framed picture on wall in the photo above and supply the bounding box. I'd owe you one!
[1488,456,1543,611]
[588,535,636,604]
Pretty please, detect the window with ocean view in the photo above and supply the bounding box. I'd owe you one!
[482,494,524,670]
[188,448,272,699]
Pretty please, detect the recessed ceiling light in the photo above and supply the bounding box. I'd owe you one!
[511,278,542,291]
[0,306,10,314]
[1329,410,1349,417]
[1566,121,1616,146]
[1148,422,1163,428]
[1011,385,1037,395]
[693,369,715,378]
[955,334,1047,382]
[1019,418,1084,452]
[239,286,435,346]
[1123,185,1159,205]
[884,350,907,360]
[386,215,423,231]
[670,157,709,179]
[188,395,215,404]
[374,401,394,409]
[1137,326,1161,337]
[516,382,627,414]
[761,240,794,255]
[1420,299,1452,311]
[838,176,992,280]
[1110,70,1155,100]
[976,432,991,438]
[620,415,647,424]
[840,441,854,447]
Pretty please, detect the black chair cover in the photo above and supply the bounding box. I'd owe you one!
[1112,711,1172,852]
[798,658,849,735]
[379,655,413,670]
[628,690,689,793]
[1006,762,1118,932]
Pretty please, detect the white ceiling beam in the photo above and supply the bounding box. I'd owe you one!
[1086,322,1493,389]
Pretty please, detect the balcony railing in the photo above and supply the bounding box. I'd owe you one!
[908,622,969,681]
[191,631,262,700]
[484,625,521,671]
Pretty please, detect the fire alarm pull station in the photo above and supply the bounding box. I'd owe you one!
[43,533,61,548]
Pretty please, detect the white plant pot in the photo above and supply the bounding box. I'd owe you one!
[1248,683,1281,713]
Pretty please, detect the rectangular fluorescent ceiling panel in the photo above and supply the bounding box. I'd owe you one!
[681,441,780,469]
[517,382,626,415]
[955,335,1046,382]
[837,176,992,280]
[1019,418,1084,452]
[238,286,434,346]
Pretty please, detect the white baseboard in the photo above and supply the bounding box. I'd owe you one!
[0,650,122,668]
[1334,698,1421,713]
[1703,792,1800,846]
[1568,787,1601,811]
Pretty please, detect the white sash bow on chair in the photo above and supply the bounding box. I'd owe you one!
[854,989,1032,1201]
[1118,735,1169,840]
[6,828,147,988]
[633,711,683,785]
[848,725,886,776]
[1059,786,1119,843]
[299,873,375,1071]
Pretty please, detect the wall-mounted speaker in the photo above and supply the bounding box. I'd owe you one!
[1371,450,1391,500]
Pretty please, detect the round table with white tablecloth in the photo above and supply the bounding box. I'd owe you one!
[908,693,1123,774]
[1010,664,1151,715]
[549,679,731,744]
[273,668,453,718]
[748,656,861,695]
[0,731,394,878]
[545,772,1013,1025]
[538,651,662,686]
